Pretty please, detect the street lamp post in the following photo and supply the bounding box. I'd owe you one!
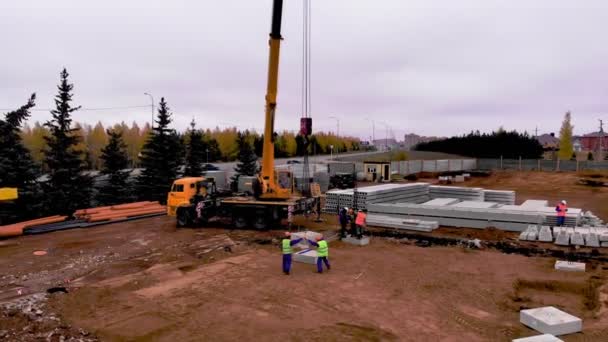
[365,117,375,145]
[144,92,154,128]
[330,145,334,160]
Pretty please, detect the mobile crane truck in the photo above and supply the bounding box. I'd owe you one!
[168,0,315,229]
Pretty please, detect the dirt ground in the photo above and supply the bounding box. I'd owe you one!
[0,171,607,341]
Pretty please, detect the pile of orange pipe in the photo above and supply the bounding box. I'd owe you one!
[0,215,68,238]
[75,201,166,223]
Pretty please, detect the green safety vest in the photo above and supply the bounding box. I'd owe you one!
[282,239,292,254]
[317,240,328,257]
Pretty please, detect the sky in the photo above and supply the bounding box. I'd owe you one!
[1,0,607,140]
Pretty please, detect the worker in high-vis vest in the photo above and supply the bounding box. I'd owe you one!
[281,232,303,275]
[355,209,367,239]
[308,235,330,273]
[555,200,568,226]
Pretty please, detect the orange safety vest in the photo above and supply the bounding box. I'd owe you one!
[556,204,567,217]
[355,212,367,225]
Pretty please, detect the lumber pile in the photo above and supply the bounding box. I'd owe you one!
[0,215,68,238]
[75,201,165,222]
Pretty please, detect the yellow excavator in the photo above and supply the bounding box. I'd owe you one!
[168,0,314,229]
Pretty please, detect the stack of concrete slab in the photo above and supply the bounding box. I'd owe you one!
[354,183,430,210]
[520,200,549,209]
[368,202,544,231]
[367,213,439,232]
[451,201,500,209]
[323,189,354,213]
[512,334,564,342]
[520,306,582,336]
[523,226,608,247]
[420,198,461,206]
[500,204,581,227]
[429,185,484,201]
[483,190,516,205]
[581,211,604,226]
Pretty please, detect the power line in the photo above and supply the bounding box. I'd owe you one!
[0,105,151,112]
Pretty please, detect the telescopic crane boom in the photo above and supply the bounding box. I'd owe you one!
[258,0,292,200]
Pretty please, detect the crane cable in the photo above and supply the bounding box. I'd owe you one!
[301,0,311,119]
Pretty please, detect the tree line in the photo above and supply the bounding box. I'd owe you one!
[20,118,361,169]
[415,129,544,159]
[0,69,361,224]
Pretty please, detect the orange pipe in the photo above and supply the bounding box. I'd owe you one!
[0,224,25,238]
[87,207,165,221]
[23,216,67,228]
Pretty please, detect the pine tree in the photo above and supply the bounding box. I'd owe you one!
[0,94,43,224]
[96,129,132,205]
[184,119,206,177]
[135,98,182,203]
[43,69,92,214]
[231,131,259,185]
[558,111,574,160]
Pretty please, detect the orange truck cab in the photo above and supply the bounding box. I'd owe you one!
[167,177,206,216]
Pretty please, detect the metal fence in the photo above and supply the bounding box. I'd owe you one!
[477,158,608,172]
[390,159,477,175]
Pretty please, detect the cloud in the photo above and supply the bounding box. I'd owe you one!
[0,0,606,139]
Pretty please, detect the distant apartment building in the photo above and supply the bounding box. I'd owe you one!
[372,138,399,151]
[403,133,444,150]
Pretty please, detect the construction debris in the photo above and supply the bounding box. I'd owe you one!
[520,306,582,336]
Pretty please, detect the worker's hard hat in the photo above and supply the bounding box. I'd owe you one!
[561,200,567,205]
[316,235,323,241]
[284,232,291,237]
[344,207,348,210]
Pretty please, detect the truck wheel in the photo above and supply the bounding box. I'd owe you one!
[253,216,267,230]
[176,209,191,228]
[234,215,247,229]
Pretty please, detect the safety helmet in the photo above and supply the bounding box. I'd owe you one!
[561,200,567,205]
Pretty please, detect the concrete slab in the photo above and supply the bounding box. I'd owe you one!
[585,233,600,247]
[342,236,370,246]
[520,200,550,208]
[520,306,582,336]
[555,260,585,272]
[291,231,322,250]
[421,198,461,206]
[451,201,499,209]
[293,249,317,265]
[512,334,563,342]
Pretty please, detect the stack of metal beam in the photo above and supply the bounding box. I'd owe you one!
[483,190,515,205]
[367,213,439,232]
[429,185,484,201]
[354,183,430,210]
[367,202,544,231]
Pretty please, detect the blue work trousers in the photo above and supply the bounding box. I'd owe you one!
[282,254,292,274]
[317,256,330,273]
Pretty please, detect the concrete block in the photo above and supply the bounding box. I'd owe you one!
[520,306,582,336]
[519,231,529,241]
[342,236,370,246]
[555,231,570,246]
[555,260,585,272]
[585,232,600,247]
[538,226,553,242]
[599,233,608,242]
[293,249,317,265]
[512,334,563,342]
[571,232,584,246]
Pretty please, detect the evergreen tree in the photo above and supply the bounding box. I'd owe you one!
[43,69,92,214]
[558,111,574,160]
[96,129,132,205]
[135,98,182,203]
[231,131,258,185]
[184,119,206,177]
[0,94,43,224]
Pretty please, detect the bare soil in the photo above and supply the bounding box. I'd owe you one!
[0,171,607,341]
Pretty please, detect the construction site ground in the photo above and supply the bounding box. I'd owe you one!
[1,171,607,341]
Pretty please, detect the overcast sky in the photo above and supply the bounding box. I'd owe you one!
[1,0,607,139]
